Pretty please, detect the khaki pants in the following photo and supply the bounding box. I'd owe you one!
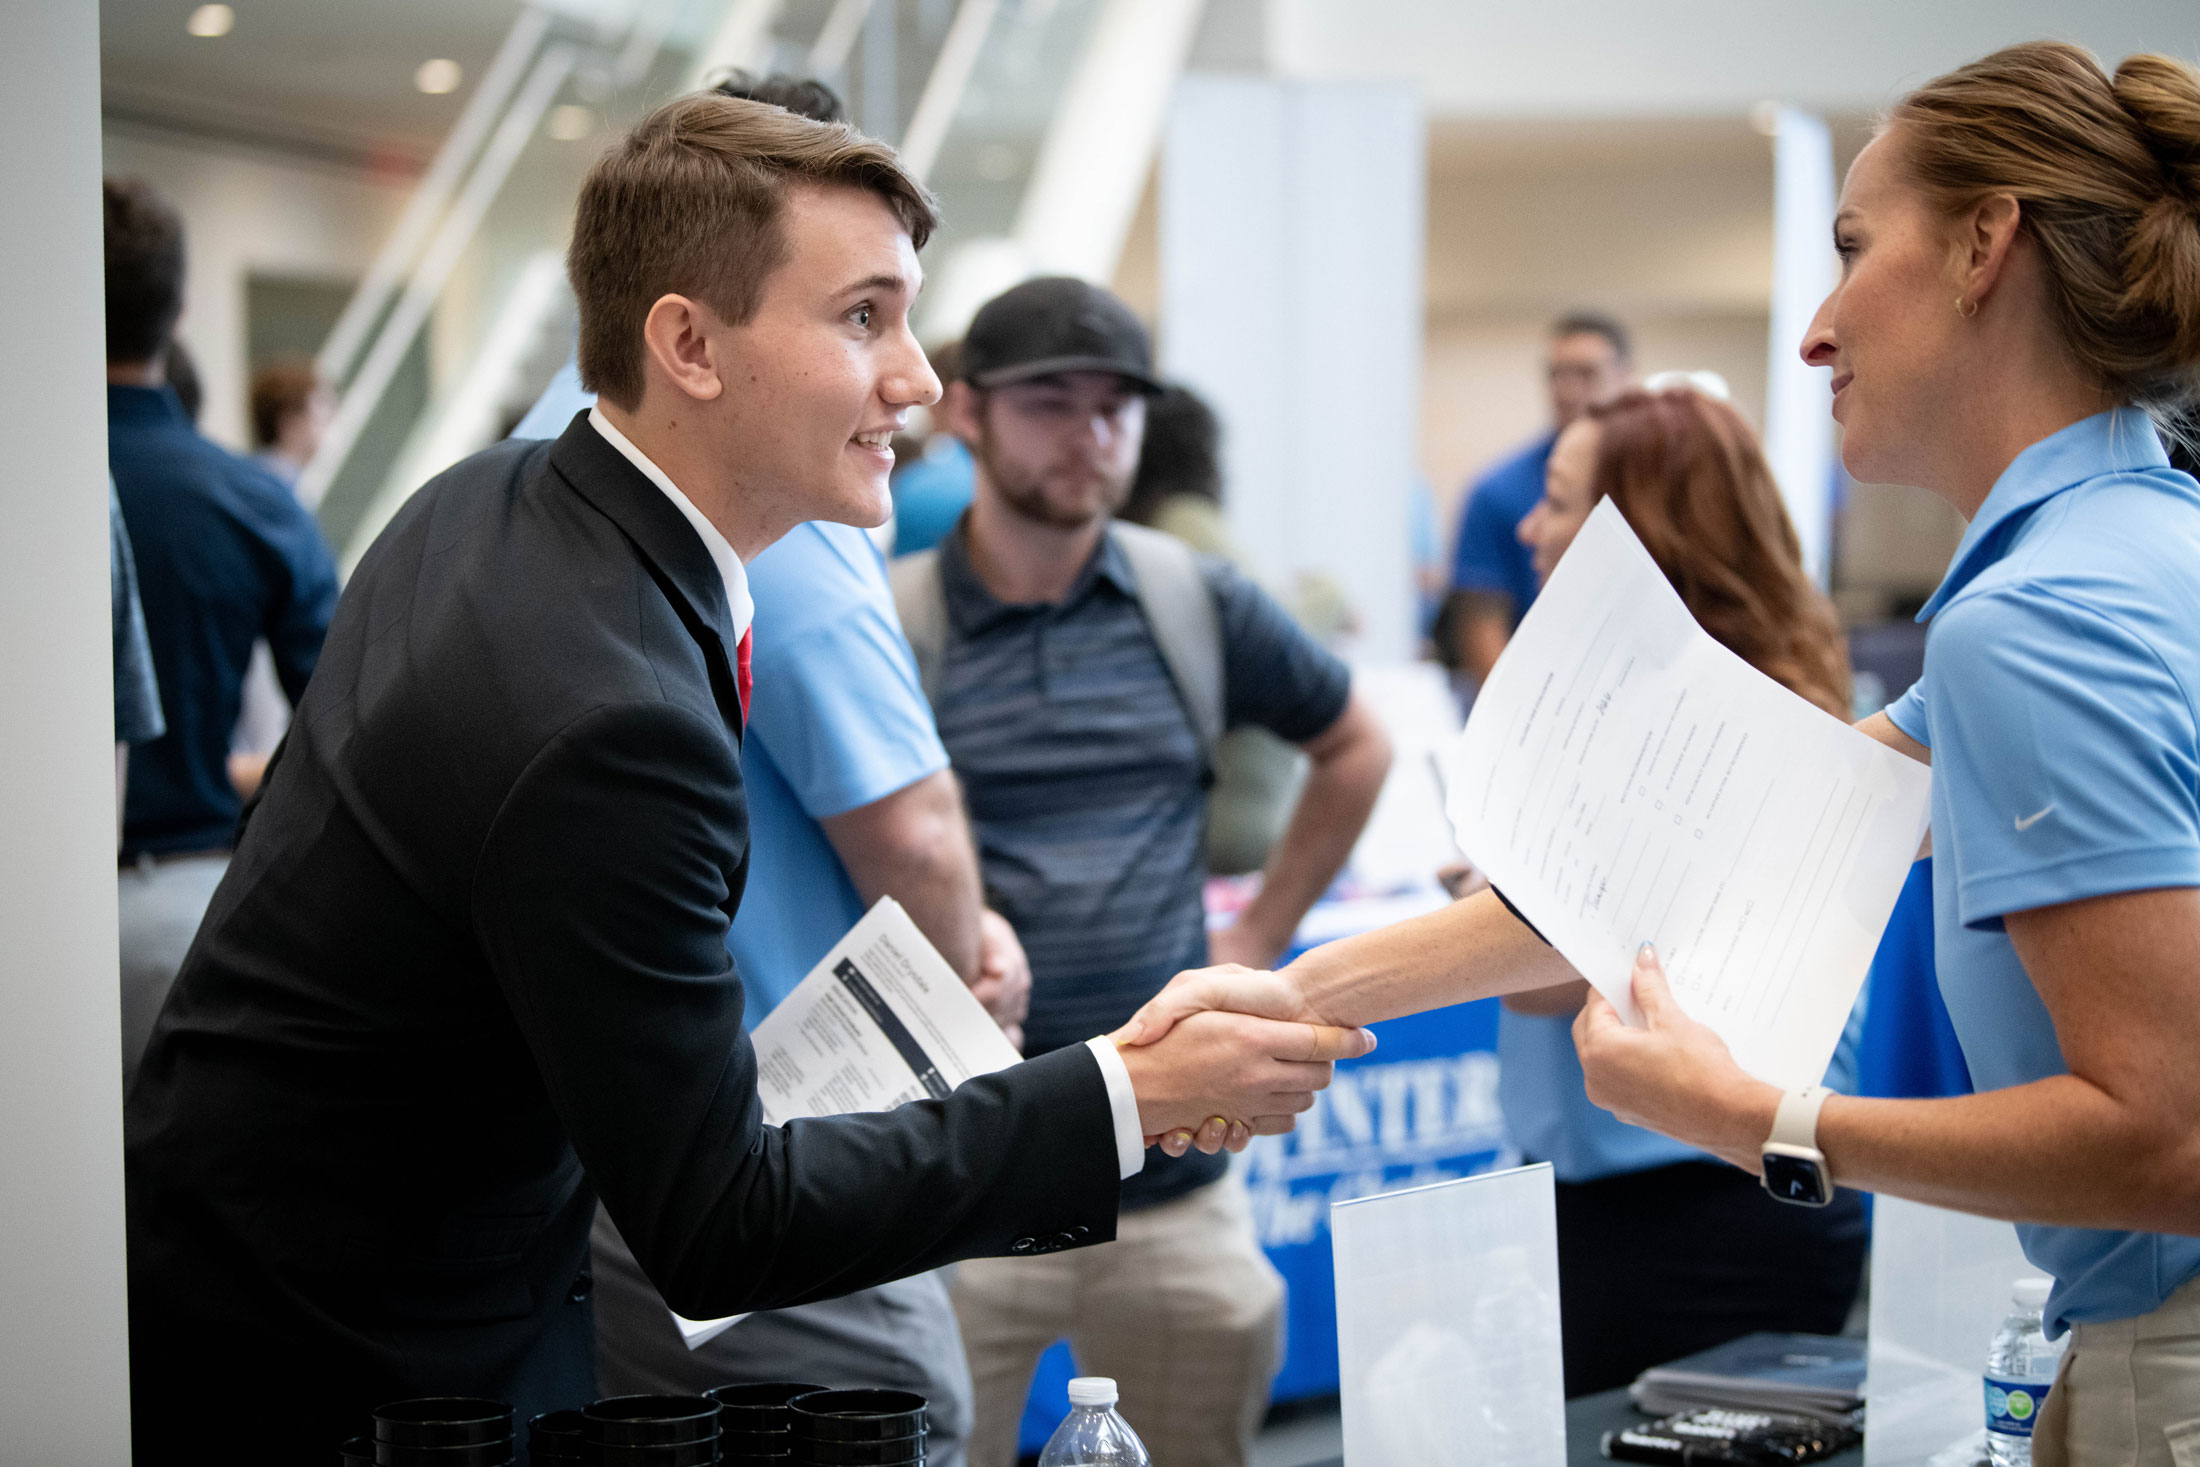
[2036,1273,2200,1467]
[950,1171,1283,1467]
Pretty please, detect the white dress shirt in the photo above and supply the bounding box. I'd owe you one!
[589,407,753,640]
[587,409,1146,1179]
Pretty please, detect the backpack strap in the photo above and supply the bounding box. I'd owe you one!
[887,547,948,706]
[1109,520,1225,766]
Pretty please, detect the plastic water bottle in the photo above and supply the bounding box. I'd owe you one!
[1037,1377,1151,1467]
[1985,1277,2067,1467]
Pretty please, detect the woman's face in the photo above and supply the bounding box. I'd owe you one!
[1802,130,1970,490]
[1520,419,1600,584]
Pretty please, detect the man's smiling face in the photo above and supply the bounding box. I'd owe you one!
[702,181,939,530]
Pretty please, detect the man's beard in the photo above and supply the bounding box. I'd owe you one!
[976,432,1131,531]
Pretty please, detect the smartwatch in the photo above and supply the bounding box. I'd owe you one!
[1760,1085,1835,1207]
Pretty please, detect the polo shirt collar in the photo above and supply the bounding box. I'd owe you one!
[937,516,1137,635]
[1916,406,2170,622]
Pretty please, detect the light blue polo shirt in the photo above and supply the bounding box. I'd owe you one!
[1885,407,2200,1336]
[514,365,950,1015]
[1500,988,1867,1184]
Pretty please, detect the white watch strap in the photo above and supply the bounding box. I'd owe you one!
[1768,1085,1834,1152]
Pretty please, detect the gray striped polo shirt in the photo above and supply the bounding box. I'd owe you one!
[933,523,1350,1207]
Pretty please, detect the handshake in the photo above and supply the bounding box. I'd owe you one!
[1106,964,1374,1158]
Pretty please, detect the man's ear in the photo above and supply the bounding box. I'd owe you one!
[638,293,727,404]
[938,380,982,445]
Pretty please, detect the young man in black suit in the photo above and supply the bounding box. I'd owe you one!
[123,94,1369,1462]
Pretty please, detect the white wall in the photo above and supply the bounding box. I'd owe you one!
[1269,0,2200,118]
[100,126,412,451]
[0,2,136,1459]
[1162,75,1425,662]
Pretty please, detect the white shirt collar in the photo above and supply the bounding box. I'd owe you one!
[588,406,753,640]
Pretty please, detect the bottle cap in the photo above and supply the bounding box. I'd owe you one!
[1066,1378,1119,1407]
[2013,1277,2053,1308]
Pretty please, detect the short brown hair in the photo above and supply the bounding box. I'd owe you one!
[250,357,321,448]
[1586,387,1851,719]
[104,177,186,364]
[569,93,937,410]
[1891,42,2200,419]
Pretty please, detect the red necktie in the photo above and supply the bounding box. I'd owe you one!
[735,626,752,722]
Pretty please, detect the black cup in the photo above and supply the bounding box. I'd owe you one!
[373,1398,516,1449]
[584,1396,723,1447]
[788,1392,926,1444]
[374,1441,514,1467]
[532,1410,588,1463]
[722,1449,790,1467]
[795,1432,923,1467]
[707,1383,828,1434]
[341,1438,376,1467]
[582,1440,722,1467]
[719,1428,792,1456]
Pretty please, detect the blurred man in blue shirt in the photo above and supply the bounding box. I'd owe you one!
[1442,313,1631,685]
[106,177,338,1084]
[513,357,1025,1467]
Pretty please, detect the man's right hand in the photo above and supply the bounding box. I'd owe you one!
[1114,1008,1374,1159]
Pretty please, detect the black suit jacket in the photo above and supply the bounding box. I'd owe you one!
[124,416,1119,1462]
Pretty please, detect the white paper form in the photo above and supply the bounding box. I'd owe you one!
[673,897,1022,1347]
[1441,499,1931,1088]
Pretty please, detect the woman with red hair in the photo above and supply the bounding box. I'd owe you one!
[1497,384,1866,1393]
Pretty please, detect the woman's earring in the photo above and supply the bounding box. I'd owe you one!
[1956,295,1979,318]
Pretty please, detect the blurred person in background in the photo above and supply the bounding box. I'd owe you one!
[105,176,338,1086]
[503,73,1021,1467]
[1439,311,1633,687]
[890,337,978,554]
[1501,384,1868,1394]
[231,357,338,779]
[895,277,1392,1467]
[249,357,335,503]
[111,478,165,841]
[163,335,202,423]
[1121,382,1339,875]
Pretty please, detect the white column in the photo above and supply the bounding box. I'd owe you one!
[1160,75,1424,662]
[1764,105,1839,586]
[0,1,137,1460]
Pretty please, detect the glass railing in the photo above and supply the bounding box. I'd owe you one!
[314,0,1146,567]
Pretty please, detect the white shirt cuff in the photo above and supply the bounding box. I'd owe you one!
[1083,1036,1147,1180]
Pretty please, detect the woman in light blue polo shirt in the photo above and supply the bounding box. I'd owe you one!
[1120,40,2200,1465]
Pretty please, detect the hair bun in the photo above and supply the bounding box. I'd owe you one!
[2111,55,2200,358]
[2112,55,2200,200]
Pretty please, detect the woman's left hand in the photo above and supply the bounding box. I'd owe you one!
[1572,944,1782,1171]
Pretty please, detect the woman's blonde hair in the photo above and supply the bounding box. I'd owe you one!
[1585,388,1852,720]
[1891,42,2200,423]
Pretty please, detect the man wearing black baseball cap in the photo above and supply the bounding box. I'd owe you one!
[891,278,1392,1467]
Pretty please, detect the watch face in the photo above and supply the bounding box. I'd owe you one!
[1762,1153,1830,1206]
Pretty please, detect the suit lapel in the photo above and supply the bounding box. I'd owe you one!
[545,413,747,739]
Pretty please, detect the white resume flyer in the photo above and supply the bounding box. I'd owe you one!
[675,897,1023,1347]
[1441,499,1931,1089]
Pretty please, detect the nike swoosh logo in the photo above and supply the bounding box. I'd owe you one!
[2015,805,2054,831]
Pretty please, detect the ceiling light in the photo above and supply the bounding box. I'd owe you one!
[415,58,465,95]
[186,4,234,37]
[546,105,596,142]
